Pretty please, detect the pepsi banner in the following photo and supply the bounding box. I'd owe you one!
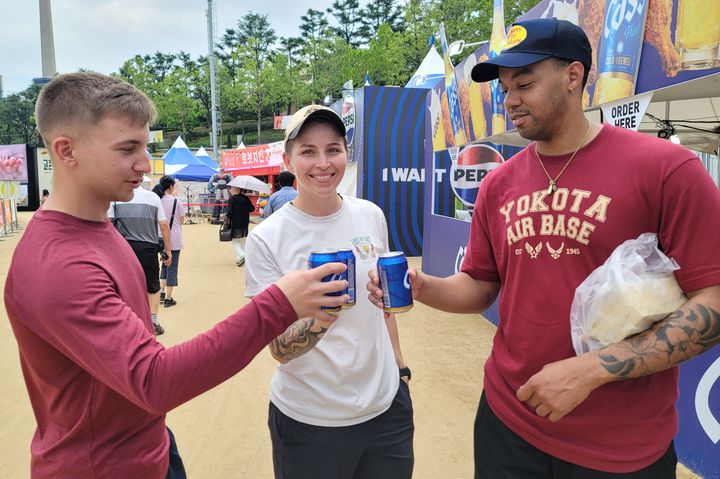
[677,350,720,479]
[433,144,504,222]
[361,86,426,256]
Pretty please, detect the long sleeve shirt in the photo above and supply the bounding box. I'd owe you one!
[5,210,297,478]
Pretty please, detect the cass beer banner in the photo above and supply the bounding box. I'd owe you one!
[431,0,719,155]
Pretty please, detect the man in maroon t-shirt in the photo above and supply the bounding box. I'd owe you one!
[4,72,348,479]
[369,18,720,478]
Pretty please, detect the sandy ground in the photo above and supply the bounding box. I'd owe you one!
[0,211,700,478]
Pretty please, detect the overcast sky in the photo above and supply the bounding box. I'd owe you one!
[1,0,366,96]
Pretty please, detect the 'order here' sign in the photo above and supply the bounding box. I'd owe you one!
[599,91,653,132]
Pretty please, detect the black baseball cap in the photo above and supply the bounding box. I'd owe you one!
[471,18,592,83]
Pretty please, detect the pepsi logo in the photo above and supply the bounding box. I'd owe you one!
[695,355,720,444]
[342,94,356,147]
[454,246,466,273]
[450,144,503,207]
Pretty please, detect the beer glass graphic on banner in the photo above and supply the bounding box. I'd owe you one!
[675,0,720,70]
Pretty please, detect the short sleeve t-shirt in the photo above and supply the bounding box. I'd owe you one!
[108,186,166,244]
[245,196,400,427]
[461,125,720,472]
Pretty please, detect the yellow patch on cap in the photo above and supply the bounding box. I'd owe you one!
[502,25,527,51]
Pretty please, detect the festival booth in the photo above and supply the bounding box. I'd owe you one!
[220,142,283,212]
[422,1,720,477]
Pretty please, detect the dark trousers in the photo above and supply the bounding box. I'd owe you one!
[474,393,677,479]
[165,427,186,479]
[212,202,227,219]
[269,381,414,479]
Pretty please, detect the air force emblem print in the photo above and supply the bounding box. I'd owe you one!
[547,242,564,259]
[525,242,542,259]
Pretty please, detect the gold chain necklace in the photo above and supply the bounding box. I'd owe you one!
[534,122,592,195]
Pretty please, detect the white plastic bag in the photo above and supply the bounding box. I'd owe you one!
[570,233,686,355]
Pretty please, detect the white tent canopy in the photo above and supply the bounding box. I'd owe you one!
[637,74,720,154]
[405,47,445,89]
[194,146,219,169]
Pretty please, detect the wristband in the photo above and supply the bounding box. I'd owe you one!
[399,367,411,380]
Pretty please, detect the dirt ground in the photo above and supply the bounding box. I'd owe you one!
[0,211,700,478]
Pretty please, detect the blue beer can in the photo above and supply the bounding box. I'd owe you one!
[377,252,413,313]
[308,249,343,313]
[337,248,356,308]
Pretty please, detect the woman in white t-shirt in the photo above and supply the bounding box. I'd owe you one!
[245,105,414,479]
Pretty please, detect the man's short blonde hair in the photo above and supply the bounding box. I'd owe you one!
[35,71,157,145]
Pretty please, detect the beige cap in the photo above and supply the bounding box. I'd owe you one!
[284,105,346,142]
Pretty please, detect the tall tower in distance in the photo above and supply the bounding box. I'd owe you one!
[38,0,57,81]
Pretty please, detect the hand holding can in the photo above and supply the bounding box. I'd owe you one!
[308,250,347,314]
[275,262,348,322]
[377,252,413,313]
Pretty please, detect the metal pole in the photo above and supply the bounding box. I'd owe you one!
[207,0,219,160]
[39,0,57,78]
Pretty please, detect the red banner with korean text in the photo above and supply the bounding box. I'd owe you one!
[220,141,284,171]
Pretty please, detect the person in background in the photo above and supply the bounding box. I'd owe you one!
[153,176,185,308]
[209,167,231,223]
[368,18,720,478]
[264,171,298,216]
[245,105,414,479]
[110,178,171,336]
[226,186,255,266]
[5,71,348,479]
[40,189,50,206]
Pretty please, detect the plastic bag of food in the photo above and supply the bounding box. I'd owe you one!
[570,233,686,355]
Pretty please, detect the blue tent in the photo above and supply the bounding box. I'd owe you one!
[173,164,217,182]
[163,137,202,165]
[195,146,220,169]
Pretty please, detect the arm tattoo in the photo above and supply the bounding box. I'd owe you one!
[597,302,720,379]
[269,318,328,361]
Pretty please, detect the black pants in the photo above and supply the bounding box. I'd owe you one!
[474,393,677,479]
[269,381,414,479]
[165,427,186,479]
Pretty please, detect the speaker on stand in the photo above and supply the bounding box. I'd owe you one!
[184,185,197,225]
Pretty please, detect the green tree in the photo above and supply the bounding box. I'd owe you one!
[154,64,204,140]
[118,55,163,97]
[299,8,331,93]
[327,0,364,47]
[362,23,408,86]
[221,12,278,142]
[360,0,404,41]
[0,84,41,146]
[278,36,304,67]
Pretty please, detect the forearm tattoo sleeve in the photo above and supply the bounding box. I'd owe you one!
[597,301,720,379]
[269,318,328,361]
